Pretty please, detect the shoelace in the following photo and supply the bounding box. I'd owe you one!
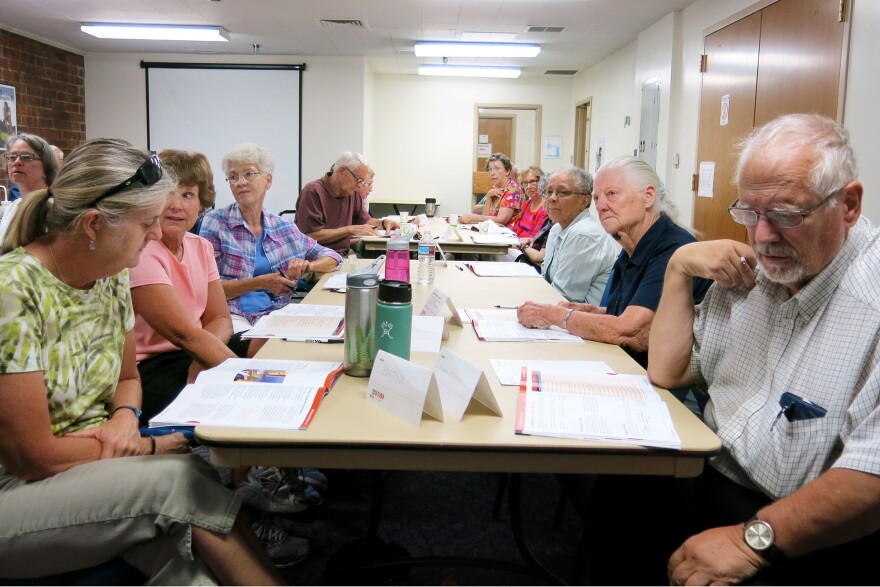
[255,520,287,545]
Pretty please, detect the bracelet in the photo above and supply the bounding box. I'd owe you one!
[148,435,156,455]
[110,405,142,420]
[562,308,575,331]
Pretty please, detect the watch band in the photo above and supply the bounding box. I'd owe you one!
[562,308,575,331]
[111,405,142,420]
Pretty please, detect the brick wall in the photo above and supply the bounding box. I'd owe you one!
[0,29,85,189]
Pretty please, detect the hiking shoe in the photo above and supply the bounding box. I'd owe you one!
[294,467,329,491]
[237,466,323,514]
[251,513,310,568]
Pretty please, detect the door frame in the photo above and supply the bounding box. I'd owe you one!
[474,103,542,171]
[573,98,592,170]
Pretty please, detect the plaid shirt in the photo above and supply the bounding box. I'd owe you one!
[199,203,342,324]
[692,217,880,499]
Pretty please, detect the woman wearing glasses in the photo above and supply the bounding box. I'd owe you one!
[200,143,342,332]
[509,166,549,239]
[0,133,59,243]
[460,152,524,226]
[0,138,283,585]
[518,157,711,368]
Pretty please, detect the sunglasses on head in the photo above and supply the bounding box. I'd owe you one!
[89,152,163,207]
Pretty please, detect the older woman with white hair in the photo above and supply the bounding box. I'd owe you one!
[200,142,342,332]
[0,138,283,584]
[518,156,712,367]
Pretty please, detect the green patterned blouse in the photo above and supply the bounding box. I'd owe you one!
[0,248,134,475]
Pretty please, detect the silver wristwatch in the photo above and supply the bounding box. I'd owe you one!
[743,515,783,565]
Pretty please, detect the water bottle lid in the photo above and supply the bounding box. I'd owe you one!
[347,272,379,288]
[387,233,412,250]
[378,279,412,304]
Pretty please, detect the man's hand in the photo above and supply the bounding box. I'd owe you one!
[349,224,379,237]
[668,240,757,290]
[517,301,560,329]
[668,525,766,586]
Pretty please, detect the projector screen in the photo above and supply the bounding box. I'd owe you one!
[143,62,304,215]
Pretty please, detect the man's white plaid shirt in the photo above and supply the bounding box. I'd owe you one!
[691,217,880,499]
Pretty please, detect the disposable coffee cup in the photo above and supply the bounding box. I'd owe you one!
[401,223,416,235]
[479,220,490,233]
[448,214,459,227]
[399,211,409,224]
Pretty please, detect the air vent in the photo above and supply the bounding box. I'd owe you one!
[545,69,578,76]
[526,26,565,33]
[320,19,368,29]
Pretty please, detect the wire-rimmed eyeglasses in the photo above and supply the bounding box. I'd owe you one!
[728,188,842,229]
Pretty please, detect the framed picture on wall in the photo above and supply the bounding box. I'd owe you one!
[0,84,17,146]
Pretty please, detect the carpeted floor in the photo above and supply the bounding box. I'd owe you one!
[274,470,588,585]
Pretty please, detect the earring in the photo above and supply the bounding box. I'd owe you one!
[88,241,96,251]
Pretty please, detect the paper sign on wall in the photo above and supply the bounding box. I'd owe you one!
[366,351,444,426]
[433,348,502,421]
[477,143,492,157]
[697,161,715,198]
[720,95,730,126]
[478,134,489,144]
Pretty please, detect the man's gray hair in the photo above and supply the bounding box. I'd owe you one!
[333,151,369,173]
[735,113,857,199]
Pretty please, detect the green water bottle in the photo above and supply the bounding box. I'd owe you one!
[374,279,412,360]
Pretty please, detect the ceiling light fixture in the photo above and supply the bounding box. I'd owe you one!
[414,41,540,58]
[80,23,230,42]
[418,64,521,79]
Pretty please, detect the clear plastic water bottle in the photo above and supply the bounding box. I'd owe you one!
[417,229,436,284]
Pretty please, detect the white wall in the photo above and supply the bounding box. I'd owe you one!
[570,43,641,176]
[84,53,367,195]
[84,0,880,225]
[369,74,573,216]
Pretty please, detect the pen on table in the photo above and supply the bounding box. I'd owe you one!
[494,305,519,309]
[456,264,464,271]
[283,338,344,344]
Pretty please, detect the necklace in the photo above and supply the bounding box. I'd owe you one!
[46,242,69,285]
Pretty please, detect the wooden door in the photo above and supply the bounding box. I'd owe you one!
[693,0,846,242]
[477,116,514,171]
[754,0,843,125]
[693,11,760,242]
[574,100,591,170]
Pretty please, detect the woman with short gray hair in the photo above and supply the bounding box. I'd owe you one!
[0,132,59,242]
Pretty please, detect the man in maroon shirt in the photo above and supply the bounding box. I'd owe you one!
[295,151,396,255]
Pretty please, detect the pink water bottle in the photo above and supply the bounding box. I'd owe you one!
[384,234,411,282]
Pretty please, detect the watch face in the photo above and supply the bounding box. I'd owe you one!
[745,520,774,551]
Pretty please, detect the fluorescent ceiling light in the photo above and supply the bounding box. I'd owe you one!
[418,65,521,79]
[414,42,540,58]
[81,23,230,42]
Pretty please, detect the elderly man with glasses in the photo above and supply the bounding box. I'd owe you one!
[295,151,398,256]
[589,113,880,586]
